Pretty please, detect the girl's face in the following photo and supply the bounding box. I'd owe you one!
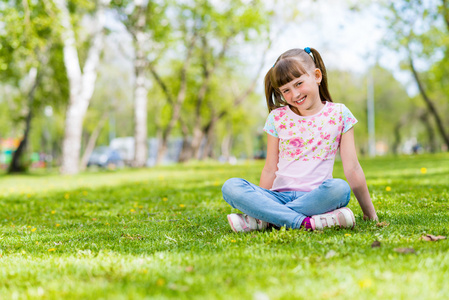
[279,68,323,116]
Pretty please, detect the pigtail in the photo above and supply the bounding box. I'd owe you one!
[264,68,285,112]
[309,48,333,103]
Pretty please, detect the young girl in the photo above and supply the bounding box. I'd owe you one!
[222,47,378,232]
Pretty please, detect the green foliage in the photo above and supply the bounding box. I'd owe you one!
[0,154,448,298]
[381,0,449,150]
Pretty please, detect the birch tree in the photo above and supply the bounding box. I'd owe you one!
[112,0,171,167]
[56,0,111,174]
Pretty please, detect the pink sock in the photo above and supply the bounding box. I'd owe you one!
[301,217,313,230]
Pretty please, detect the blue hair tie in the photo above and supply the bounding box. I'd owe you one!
[304,47,311,54]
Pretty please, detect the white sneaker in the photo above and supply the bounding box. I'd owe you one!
[311,207,355,230]
[227,214,268,233]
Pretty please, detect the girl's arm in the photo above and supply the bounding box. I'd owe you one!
[259,134,279,189]
[340,128,378,221]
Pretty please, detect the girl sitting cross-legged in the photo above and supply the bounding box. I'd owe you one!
[222,47,378,232]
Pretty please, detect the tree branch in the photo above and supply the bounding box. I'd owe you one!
[409,55,449,148]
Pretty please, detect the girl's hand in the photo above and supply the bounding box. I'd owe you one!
[363,214,378,221]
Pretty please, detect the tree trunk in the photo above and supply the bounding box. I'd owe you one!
[152,32,198,165]
[188,36,231,160]
[130,0,150,167]
[79,111,109,171]
[178,119,192,163]
[221,130,233,161]
[419,110,437,153]
[8,68,40,173]
[409,56,449,150]
[133,48,148,167]
[57,0,109,174]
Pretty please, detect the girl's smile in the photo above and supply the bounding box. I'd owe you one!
[279,69,323,116]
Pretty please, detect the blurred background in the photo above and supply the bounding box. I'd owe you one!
[0,0,447,175]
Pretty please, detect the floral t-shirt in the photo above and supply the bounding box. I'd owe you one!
[263,102,357,192]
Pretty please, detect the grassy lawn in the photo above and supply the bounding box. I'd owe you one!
[0,153,448,299]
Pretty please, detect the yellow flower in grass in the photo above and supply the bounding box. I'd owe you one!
[420,167,427,174]
[64,193,70,200]
[51,211,56,214]
[48,248,56,252]
[162,197,168,201]
[385,186,391,192]
[179,204,185,208]
[55,224,60,227]
[31,228,37,232]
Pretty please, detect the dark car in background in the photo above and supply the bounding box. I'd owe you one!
[87,146,124,168]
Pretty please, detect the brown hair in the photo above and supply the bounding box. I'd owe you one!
[264,48,333,112]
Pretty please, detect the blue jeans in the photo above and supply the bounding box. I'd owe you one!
[221,178,351,229]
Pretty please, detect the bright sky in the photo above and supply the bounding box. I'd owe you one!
[261,0,413,93]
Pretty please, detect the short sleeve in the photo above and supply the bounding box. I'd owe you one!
[263,112,279,138]
[342,105,358,133]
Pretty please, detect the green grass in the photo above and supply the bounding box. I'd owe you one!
[0,153,448,299]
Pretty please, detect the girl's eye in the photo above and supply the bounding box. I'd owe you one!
[296,82,302,86]
[282,90,289,94]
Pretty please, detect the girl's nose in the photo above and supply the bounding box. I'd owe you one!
[292,88,301,98]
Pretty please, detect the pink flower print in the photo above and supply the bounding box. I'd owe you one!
[324,134,331,140]
[339,115,343,122]
[308,138,314,144]
[312,146,317,152]
[311,117,316,122]
[328,119,336,125]
[323,112,329,117]
[327,107,333,113]
[301,119,307,123]
[338,125,343,132]
[289,137,304,148]
[317,140,322,146]
[269,129,274,134]
[346,117,353,123]
[274,115,280,122]
[300,127,306,133]
[289,122,295,128]
[288,131,293,136]
[308,121,312,126]
[279,112,286,118]
[280,124,286,130]
[318,127,322,131]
